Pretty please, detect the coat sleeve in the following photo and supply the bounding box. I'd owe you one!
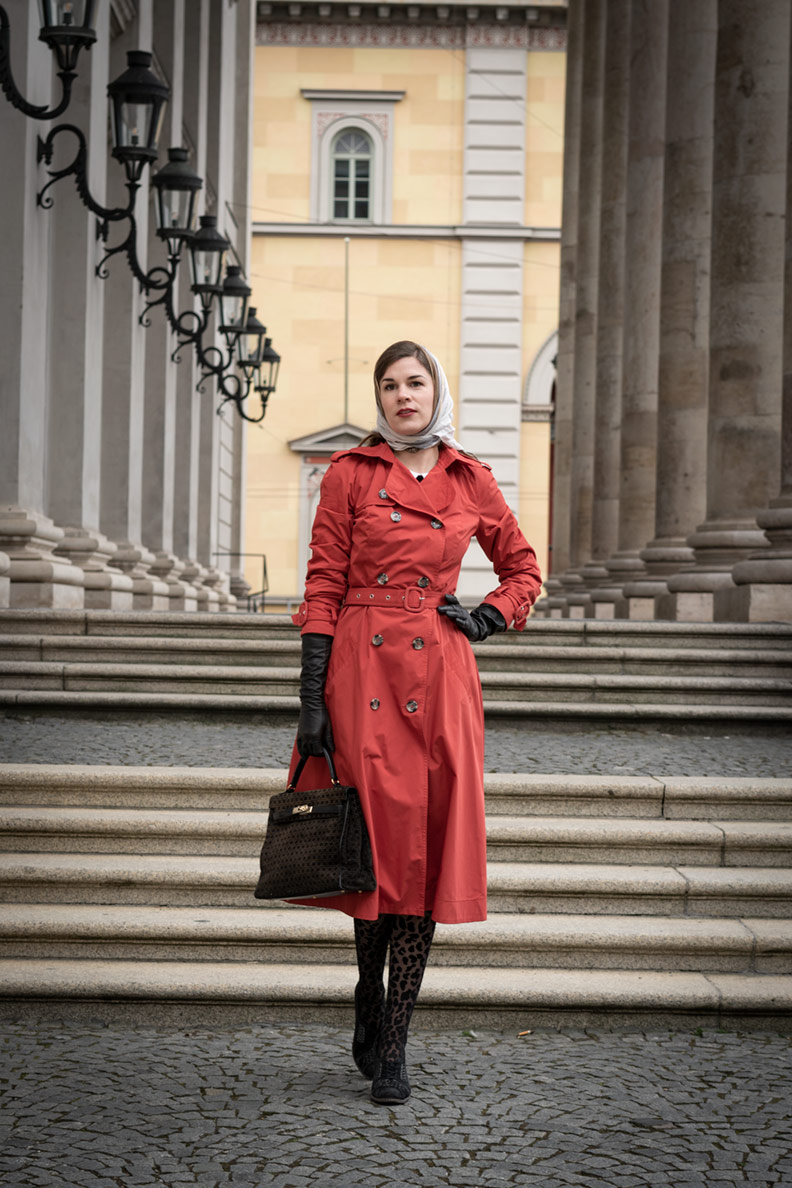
[292,459,353,637]
[473,466,543,631]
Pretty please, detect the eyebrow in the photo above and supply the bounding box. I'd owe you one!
[382,373,427,383]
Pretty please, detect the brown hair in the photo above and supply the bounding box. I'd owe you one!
[372,340,440,408]
[358,342,479,458]
[359,341,439,447]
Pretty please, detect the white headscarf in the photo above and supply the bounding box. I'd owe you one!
[375,347,462,452]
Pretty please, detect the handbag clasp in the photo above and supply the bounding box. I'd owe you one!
[292,804,312,815]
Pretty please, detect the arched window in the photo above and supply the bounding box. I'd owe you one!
[332,128,372,221]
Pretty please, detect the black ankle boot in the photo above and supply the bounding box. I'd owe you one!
[370,1052,410,1104]
[352,984,383,1080]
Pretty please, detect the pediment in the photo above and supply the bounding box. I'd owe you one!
[289,422,370,455]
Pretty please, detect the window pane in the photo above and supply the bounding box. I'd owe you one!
[355,178,369,200]
[335,129,371,156]
[335,180,349,199]
[357,159,369,179]
[355,199,369,219]
[334,199,347,219]
[335,159,349,179]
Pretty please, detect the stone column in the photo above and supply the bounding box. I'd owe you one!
[193,0,238,610]
[594,0,668,619]
[226,0,255,608]
[99,1,169,610]
[667,0,788,620]
[47,3,134,609]
[728,4,792,622]
[564,0,605,618]
[170,0,220,611]
[141,0,197,611]
[0,0,84,607]
[584,0,630,615]
[649,0,718,620]
[541,0,583,617]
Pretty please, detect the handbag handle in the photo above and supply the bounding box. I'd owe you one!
[287,746,341,792]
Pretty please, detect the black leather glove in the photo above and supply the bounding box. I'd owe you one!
[296,633,335,757]
[438,594,507,641]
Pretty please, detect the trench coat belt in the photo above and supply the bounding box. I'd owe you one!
[344,587,448,613]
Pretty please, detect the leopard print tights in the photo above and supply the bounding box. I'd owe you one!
[354,912,436,1061]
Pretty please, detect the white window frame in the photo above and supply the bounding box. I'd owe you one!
[301,89,404,225]
[331,127,374,222]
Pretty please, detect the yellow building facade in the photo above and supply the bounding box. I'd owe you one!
[246,2,566,604]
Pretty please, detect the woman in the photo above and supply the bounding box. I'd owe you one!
[289,341,542,1104]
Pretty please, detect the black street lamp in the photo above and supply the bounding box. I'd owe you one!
[188,215,230,312]
[38,0,96,72]
[2,7,282,424]
[236,307,267,377]
[0,0,96,119]
[218,266,252,342]
[151,146,202,258]
[257,337,281,395]
[107,50,169,184]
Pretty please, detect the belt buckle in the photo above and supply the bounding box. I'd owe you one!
[404,588,424,612]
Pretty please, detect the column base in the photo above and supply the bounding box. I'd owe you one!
[664,518,769,623]
[55,527,135,611]
[664,591,717,621]
[148,552,199,613]
[619,595,658,620]
[180,561,221,612]
[715,582,792,622]
[202,567,237,612]
[113,543,171,611]
[0,552,9,609]
[0,507,85,609]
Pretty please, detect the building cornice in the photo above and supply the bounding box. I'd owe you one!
[258,21,565,47]
[253,221,561,240]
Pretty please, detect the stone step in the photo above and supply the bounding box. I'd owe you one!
[0,958,789,1027]
[1,905,791,974]
[1,851,791,915]
[1,660,789,707]
[3,687,789,723]
[1,805,790,867]
[1,766,789,821]
[3,634,789,678]
[2,609,791,651]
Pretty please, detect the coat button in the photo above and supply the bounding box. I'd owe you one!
[371,634,384,647]
[430,519,442,529]
[379,489,388,499]
[390,511,401,522]
[406,700,418,713]
[412,638,424,650]
[370,698,380,709]
[377,573,389,585]
[417,576,429,589]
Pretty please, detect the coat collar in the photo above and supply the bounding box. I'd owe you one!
[332,441,479,518]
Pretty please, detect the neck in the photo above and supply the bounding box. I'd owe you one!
[395,443,440,473]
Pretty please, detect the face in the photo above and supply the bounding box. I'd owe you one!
[378,356,435,437]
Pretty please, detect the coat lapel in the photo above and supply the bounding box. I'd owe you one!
[359,442,470,521]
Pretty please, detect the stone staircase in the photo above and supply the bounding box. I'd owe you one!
[1,610,791,723]
[0,764,790,1026]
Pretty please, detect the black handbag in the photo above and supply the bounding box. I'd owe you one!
[254,748,376,901]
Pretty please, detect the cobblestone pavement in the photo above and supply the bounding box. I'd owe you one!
[1,711,790,775]
[1,1021,791,1187]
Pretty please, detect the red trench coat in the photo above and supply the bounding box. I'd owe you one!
[287,442,542,924]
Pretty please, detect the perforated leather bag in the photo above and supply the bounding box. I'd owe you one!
[254,748,376,900]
